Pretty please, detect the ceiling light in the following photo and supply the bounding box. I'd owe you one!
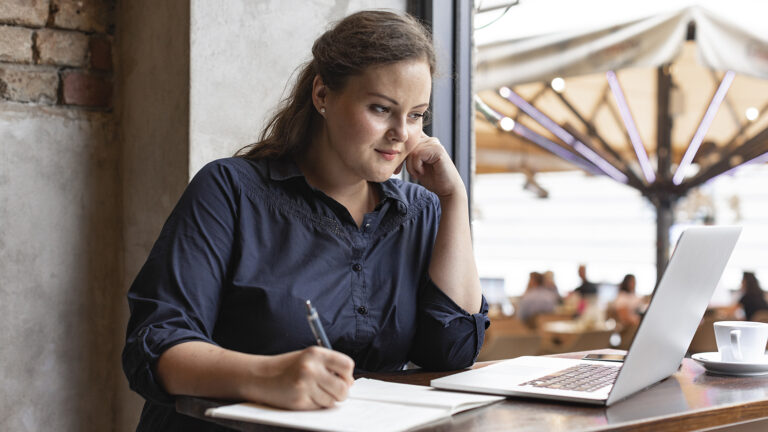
[499,117,515,131]
[746,107,759,121]
[550,77,565,93]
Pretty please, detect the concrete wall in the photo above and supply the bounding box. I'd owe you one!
[189,0,406,175]
[115,0,191,429]
[0,104,120,430]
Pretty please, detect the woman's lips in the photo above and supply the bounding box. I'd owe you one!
[376,149,400,161]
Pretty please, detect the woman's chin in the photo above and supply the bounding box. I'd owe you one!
[365,167,397,182]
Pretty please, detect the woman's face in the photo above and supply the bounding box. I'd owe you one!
[315,59,432,183]
[627,277,636,292]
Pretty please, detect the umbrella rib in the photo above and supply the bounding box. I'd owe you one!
[709,68,741,129]
[599,89,637,163]
[672,71,736,185]
[474,96,607,177]
[552,89,645,189]
[606,70,657,184]
[561,123,644,191]
[497,87,629,184]
[721,99,768,153]
[679,122,768,193]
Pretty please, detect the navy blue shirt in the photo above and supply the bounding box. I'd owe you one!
[122,157,489,430]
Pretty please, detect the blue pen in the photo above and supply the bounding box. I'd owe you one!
[305,300,332,349]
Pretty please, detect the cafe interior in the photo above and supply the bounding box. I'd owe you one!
[2,0,768,431]
[470,0,768,365]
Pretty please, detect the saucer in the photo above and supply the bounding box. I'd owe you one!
[691,352,768,376]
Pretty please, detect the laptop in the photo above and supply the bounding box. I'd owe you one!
[431,226,741,406]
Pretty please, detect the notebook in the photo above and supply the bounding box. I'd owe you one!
[205,378,504,432]
[431,226,741,406]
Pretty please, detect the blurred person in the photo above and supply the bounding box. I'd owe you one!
[542,270,562,302]
[517,272,559,325]
[737,272,768,321]
[612,274,643,327]
[565,264,597,316]
[573,264,597,297]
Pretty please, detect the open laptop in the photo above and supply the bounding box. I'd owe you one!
[431,226,741,406]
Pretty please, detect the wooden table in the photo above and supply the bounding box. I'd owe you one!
[176,350,768,431]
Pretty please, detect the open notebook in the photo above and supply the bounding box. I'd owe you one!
[205,378,504,432]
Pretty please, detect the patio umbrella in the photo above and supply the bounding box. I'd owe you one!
[473,0,768,278]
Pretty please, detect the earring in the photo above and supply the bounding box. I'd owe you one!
[320,107,326,114]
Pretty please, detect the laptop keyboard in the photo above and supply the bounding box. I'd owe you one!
[521,364,620,393]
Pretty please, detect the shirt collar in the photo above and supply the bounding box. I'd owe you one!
[268,157,305,181]
[268,158,409,214]
[380,178,409,214]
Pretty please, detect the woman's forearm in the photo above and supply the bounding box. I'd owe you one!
[428,191,482,313]
[156,341,355,409]
[156,341,274,401]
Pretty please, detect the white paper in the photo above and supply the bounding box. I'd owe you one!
[349,378,505,414]
[205,378,504,432]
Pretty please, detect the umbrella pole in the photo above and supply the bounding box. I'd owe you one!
[654,194,675,285]
[654,65,675,284]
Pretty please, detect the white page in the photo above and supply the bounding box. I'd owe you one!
[349,378,505,414]
[206,378,505,431]
[206,398,447,432]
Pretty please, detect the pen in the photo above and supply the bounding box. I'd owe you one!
[305,300,332,349]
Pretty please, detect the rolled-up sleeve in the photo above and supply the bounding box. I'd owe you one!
[409,277,490,371]
[122,161,239,405]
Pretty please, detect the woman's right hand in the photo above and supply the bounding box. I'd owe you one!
[251,346,355,410]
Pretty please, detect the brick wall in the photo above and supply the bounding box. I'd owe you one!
[0,0,114,109]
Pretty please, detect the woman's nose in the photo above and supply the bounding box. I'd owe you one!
[387,117,408,142]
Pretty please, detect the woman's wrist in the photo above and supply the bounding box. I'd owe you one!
[437,185,468,208]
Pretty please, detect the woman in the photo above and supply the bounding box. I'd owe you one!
[517,272,558,326]
[612,274,643,327]
[122,10,487,430]
[738,272,768,321]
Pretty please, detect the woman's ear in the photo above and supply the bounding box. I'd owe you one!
[312,75,327,115]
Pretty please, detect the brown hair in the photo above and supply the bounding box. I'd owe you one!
[236,10,436,160]
[742,271,763,296]
[619,274,636,293]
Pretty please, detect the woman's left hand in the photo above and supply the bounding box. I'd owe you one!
[397,133,465,199]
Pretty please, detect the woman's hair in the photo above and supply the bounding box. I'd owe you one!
[526,272,543,292]
[742,271,762,296]
[619,274,635,293]
[237,10,436,160]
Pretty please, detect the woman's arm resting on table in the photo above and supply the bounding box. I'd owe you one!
[405,134,482,314]
[156,341,355,410]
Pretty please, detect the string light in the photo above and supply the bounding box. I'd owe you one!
[551,77,565,93]
[745,107,759,121]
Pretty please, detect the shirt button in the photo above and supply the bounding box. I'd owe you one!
[357,306,368,315]
[352,263,362,272]
[364,223,371,229]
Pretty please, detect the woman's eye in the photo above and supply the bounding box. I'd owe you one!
[371,105,390,114]
[409,112,426,120]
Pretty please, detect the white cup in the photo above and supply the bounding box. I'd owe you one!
[713,321,768,363]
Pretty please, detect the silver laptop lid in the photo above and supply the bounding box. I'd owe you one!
[606,226,741,405]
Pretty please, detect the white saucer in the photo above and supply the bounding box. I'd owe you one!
[691,352,768,376]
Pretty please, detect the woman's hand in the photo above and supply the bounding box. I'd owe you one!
[399,133,465,200]
[156,342,355,412]
[252,346,355,410]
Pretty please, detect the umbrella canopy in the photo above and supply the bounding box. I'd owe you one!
[474,0,768,186]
